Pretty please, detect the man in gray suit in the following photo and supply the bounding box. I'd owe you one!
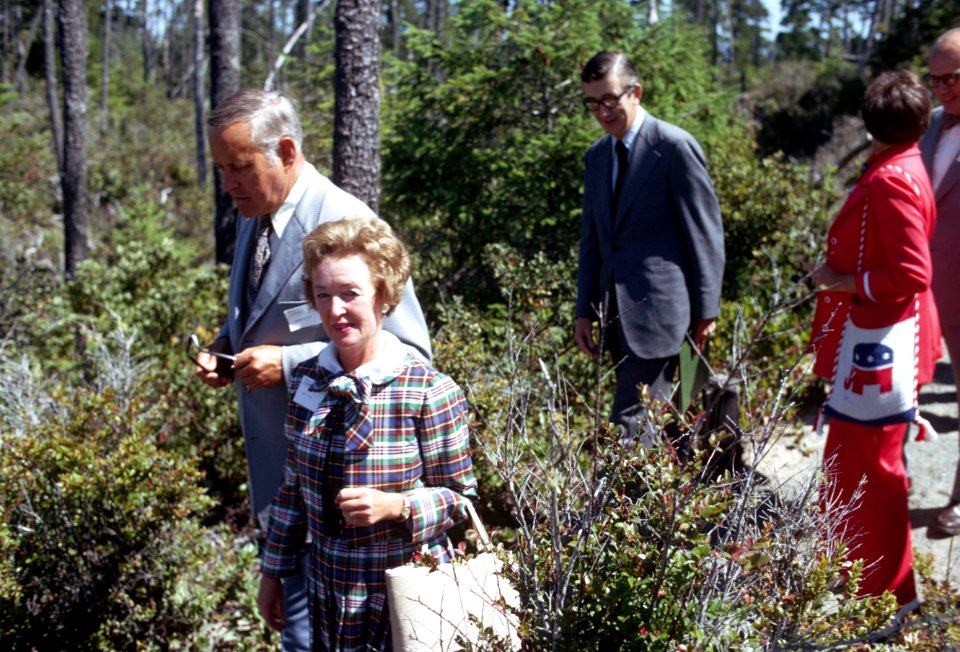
[919,30,960,534]
[574,51,724,440]
[194,89,431,649]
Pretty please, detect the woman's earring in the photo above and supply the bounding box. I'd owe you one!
[381,304,390,314]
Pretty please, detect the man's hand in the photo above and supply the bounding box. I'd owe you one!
[257,574,285,632]
[691,318,716,352]
[336,487,405,527]
[194,337,233,388]
[574,317,600,359]
[234,345,284,391]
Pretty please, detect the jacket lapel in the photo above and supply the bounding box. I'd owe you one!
[919,109,940,172]
[937,157,960,203]
[614,114,661,230]
[590,136,615,222]
[230,216,256,340]
[244,202,310,333]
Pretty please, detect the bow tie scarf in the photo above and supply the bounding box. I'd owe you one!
[309,373,377,452]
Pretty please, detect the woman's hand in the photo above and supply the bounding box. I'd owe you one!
[336,487,406,526]
[257,574,285,632]
[806,262,857,293]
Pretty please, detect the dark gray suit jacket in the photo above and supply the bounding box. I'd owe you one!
[920,107,960,326]
[576,112,725,359]
[220,163,432,526]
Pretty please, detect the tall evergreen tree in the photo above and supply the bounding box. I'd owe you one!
[333,0,381,213]
[209,0,240,264]
[59,0,89,279]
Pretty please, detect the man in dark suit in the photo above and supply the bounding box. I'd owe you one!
[194,89,431,650]
[918,29,960,535]
[574,51,725,441]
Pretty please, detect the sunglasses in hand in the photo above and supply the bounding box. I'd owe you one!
[185,333,236,379]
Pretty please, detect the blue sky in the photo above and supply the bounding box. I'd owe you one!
[762,0,783,37]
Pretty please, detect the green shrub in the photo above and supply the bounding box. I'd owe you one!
[11,201,247,504]
[0,386,206,648]
[466,328,899,650]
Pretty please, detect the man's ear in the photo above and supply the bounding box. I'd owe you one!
[633,83,644,104]
[278,136,298,167]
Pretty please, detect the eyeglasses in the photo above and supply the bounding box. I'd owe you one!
[582,85,636,112]
[185,333,236,378]
[925,70,960,88]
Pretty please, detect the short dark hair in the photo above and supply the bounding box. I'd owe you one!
[861,70,931,145]
[581,51,639,89]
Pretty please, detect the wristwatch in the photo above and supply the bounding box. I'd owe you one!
[397,494,411,522]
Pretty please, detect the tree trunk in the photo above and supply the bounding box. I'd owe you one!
[99,0,111,132]
[1,0,11,85]
[59,0,89,279]
[388,0,400,55]
[140,0,148,81]
[209,0,240,264]
[44,0,63,174]
[193,0,205,186]
[295,0,310,60]
[13,5,43,93]
[333,0,381,214]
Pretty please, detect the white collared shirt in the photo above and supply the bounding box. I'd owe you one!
[611,108,646,189]
[268,162,316,238]
[933,120,960,192]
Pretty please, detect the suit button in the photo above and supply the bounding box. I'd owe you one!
[824,296,832,304]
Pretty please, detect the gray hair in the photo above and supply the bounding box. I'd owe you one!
[208,89,303,165]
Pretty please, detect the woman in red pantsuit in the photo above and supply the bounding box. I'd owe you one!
[809,70,941,608]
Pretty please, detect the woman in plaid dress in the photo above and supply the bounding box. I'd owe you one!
[257,216,478,651]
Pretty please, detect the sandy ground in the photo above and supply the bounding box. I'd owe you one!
[755,348,960,593]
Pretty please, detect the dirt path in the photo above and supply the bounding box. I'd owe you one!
[757,350,960,593]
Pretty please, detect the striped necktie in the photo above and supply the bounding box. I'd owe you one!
[247,216,273,307]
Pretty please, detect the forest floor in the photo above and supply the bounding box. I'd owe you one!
[758,345,960,597]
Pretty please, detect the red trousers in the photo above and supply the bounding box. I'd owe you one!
[822,419,916,605]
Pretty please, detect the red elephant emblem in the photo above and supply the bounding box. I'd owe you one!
[843,343,894,395]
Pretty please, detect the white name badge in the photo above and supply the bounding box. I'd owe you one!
[283,302,322,332]
[293,380,326,412]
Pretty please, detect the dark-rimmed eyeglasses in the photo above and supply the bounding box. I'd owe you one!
[925,70,960,88]
[582,85,636,112]
[185,333,236,377]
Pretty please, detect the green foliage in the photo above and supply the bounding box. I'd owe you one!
[708,129,838,300]
[754,58,865,158]
[382,0,728,306]
[10,196,248,518]
[464,330,899,649]
[0,385,213,648]
[870,0,960,73]
[0,94,60,260]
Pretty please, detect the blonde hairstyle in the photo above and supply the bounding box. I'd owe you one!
[302,216,411,315]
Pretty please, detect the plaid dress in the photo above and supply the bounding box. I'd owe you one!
[261,333,478,651]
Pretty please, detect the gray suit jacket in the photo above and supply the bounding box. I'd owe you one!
[920,107,960,326]
[220,163,432,525]
[576,113,725,359]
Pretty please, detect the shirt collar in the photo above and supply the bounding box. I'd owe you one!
[316,331,408,383]
[615,107,645,154]
[269,162,316,238]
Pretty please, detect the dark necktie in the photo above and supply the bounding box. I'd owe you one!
[942,112,960,132]
[247,216,272,307]
[611,140,629,219]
